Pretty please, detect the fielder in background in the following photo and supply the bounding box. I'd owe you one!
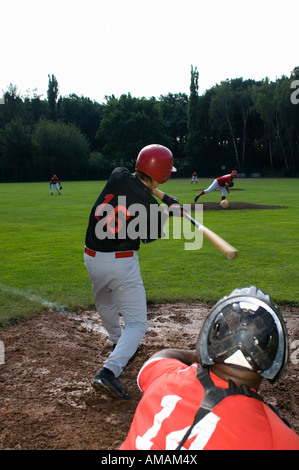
[120,286,299,450]
[84,144,180,400]
[50,174,62,195]
[191,171,198,184]
[194,170,237,205]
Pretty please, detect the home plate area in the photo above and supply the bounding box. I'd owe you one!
[0,302,298,450]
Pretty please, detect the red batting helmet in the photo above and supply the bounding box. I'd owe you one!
[135,144,177,184]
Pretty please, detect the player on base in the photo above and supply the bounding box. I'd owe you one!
[194,170,237,203]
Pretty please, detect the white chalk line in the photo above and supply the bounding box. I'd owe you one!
[0,283,61,310]
[0,284,107,335]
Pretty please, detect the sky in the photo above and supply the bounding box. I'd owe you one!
[1,0,299,103]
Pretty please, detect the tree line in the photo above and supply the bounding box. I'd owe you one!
[0,67,298,182]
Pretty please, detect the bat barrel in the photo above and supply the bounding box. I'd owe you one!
[184,212,238,259]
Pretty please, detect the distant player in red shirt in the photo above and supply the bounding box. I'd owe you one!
[120,286,299,450]
[50,174,62,195]
[194,170,237,202]
[191,172,198,184]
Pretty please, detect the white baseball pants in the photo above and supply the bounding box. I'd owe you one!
[50,183,60,194]
[84,249,147,377]
[204,179,227,197]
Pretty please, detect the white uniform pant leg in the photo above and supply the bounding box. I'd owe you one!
[220,186,227,197]
[203,179,220,194]
[94,288,123,345]
[84,251,147,377]
[105,280,147,377]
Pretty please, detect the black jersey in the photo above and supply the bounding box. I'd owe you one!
[85,168,166,252]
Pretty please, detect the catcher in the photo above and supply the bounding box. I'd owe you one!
[50,174,62,195]
[120,286,299,450]
[194,170,237,203]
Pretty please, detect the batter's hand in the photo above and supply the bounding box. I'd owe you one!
[162,193,179,207]
[167,203,184,218]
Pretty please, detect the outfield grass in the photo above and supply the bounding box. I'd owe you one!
[0,178,298,326]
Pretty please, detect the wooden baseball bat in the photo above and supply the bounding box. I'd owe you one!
[152,188,238,259]
[183,212,238,260]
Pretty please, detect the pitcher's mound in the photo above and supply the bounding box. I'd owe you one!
[193,202,287,211]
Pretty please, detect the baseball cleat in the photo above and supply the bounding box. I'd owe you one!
[92,367,131,400]
[194,195,199,203]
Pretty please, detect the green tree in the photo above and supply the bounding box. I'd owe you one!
[252,78,276,169]
[233,82,254,170]
[158,92,188,160]
[253,71,299,174]
[0,117,39,180]
[47,74,59,120]
[23,89,48,126]
[0,84,24,128]
[59,94,103,149]
[34,119,90,178]
[96,93,169,166]
[186,65,201,165]
[209,80,241,169]
[273,74,299,174]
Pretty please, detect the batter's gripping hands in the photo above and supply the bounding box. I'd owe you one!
[162,193,184,217]
[162,193,179,206]
[168,203,184,217]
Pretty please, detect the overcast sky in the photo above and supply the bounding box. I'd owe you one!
[1,0,298,102]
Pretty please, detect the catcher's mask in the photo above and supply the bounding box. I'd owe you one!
[135,144,176,184]
[196,286,289,383]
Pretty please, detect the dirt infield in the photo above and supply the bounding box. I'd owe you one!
[0,302,298,450]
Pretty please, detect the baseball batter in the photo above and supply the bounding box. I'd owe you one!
[194,170,237,203]
[120,286,299,450]
[84,144,178,400]
[50,174,62,195]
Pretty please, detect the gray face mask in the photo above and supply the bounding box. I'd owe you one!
[197,286,289,383]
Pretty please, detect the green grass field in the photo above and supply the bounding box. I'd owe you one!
[0,178,298,327]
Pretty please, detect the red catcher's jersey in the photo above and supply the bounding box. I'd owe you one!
[216,174,233,187]
[120,358,299,450]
